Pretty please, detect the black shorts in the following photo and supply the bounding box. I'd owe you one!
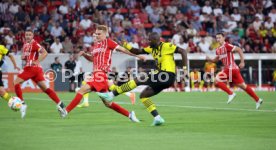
[0,71,3,86]
[142,71,175,93]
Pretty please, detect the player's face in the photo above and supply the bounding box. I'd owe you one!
[216,34,225,44]
[25,31,34,42]
[95,30,106,41]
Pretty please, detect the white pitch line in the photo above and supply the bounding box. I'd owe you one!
[25,97,276,113]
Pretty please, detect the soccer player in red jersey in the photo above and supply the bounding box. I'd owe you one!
[58,25,143,122]
[206,33,263,109]
[13,30,66,118]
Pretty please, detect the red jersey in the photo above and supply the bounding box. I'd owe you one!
[216,42,239,70]
[22,40,42,67]
[91,38,118,72]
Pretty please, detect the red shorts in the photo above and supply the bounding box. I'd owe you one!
[86,71,109,92]
[216,69,244,84]
[18,66,45,83]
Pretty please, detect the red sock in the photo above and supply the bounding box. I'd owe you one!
[244,86,259,102]
[216,82,233,95]
[109,102,130,117]
[14,84,23,101]
[66,93,83,113]
[45,88,60,104]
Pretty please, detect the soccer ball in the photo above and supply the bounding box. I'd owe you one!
[8,97,23,111]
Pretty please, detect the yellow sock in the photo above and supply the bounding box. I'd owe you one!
[141,98,156,113]
[2,92,11,102]
[116,80,137,94]
[83,93,89,103]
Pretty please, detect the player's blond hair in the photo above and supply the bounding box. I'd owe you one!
[96,25,108,33]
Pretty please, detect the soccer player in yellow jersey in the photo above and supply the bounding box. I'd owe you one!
[0,38,20,105]
[98,32,188,126]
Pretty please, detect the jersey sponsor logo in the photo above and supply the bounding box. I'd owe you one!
[92,48,105,54]
[218,54,227,59]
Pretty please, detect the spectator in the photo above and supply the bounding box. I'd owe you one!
[152,23,162,36]
[83,31,93,47]
[73,54,84,88]
[213,4,223,16]
[253,17,263,32]
[0,1,9,13]
[50,38,63,54]
[51,57,62,72]
[198,37,211,53]
[129,36,139,49]
[64,54,76,92]
[4,31,14,49]
[9,1,19,14]
[265,17,274,29]
[231,8,241,22]
[50,22,63,38]
[39,7,50,24]
[62,37,74,53]
[202,1,212,15]
[268,8,276,23]
[80,15,92,30]
[176,36,189,52]
[166,3,178,15]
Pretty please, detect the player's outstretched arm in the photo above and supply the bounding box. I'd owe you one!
[79,51,93,62]
[206,55,219,63]
[116,45,146,61]
[233,46,245,69]
[7,53,20,71]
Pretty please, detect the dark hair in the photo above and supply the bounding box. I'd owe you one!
[55,57,59,61]
[216,32,224,37]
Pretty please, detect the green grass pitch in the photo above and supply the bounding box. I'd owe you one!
[0,91,276,150]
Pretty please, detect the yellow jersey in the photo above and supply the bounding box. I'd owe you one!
[0,45,9,68]
[143,42,177,73]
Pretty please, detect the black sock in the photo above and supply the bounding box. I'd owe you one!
[113,91,119,96]
[151,110,159,117]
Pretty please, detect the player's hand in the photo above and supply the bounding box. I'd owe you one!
[239,62,245,69]
[78,51,85,56]
[137,55,146,61]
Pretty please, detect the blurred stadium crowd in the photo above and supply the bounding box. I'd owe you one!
[0,0,275,54]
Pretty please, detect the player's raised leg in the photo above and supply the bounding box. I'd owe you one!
[108,80,136,104]
[236,83,263,109]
